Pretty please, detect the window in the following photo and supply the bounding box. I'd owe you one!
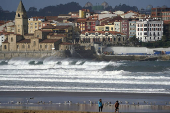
[18,29,20,32]
[34,41,36,46]
[45,45,47,48]
[17,45,19,48]
[40,45,42,48]
[4,45,7,49]
[22,45,25,48]
[28,45,30,48]
[35,23,37,25]
[18,13,20,17]
[11,37,13,42]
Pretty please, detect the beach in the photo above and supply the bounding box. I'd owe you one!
[0,91,170,113]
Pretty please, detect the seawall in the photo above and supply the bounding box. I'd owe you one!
[0,50,72,60]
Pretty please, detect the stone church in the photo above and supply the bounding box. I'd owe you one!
[2,0,73,52]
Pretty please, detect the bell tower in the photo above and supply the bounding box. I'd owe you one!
[14,0,28,35]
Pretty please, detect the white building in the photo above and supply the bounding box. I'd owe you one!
[114,21,121,32]
[136,19,163,42]
[0,32,7,46]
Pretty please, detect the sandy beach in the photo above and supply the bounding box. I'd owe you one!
[0,91,170,112]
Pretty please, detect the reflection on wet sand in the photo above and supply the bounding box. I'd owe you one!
[0,103,170,112]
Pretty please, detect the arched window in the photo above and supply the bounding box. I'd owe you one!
[118,37,120,41]
[4,45,7,49]
[11,37,13,42]
[22,45,25,48]
[34,41,36,46]
[18,13,20,17]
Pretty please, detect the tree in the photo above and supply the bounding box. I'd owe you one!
[162,35,167,42]
[129,35,139,46]
[28,7,37,12]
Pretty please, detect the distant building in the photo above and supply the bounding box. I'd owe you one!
[136,19,163,42]
[151,7,170,21]
[28,17,44,34]
[80,31,126,46]
[85,2,93,7]
[129,19,137,38]
[101,2,109,9]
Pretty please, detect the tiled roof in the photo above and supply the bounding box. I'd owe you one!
[60,42,73,45]
[58,14,71,16]
[42,24,55,29]
[54,25,71,29]
[3,39,9,43]
[76,18,87,22]
[17,39,30,43]
[24,34,34,36]
[40,39,60,43]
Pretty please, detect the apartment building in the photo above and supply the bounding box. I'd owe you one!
[151,8,170,21]
[28,17,45,33]
[121,19,129,38]
[129,19,137,38]
[80,31,126,46]
[136,19,163,42]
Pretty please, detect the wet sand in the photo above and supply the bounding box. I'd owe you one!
[0,91,170,112]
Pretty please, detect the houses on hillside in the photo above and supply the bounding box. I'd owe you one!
[0,1,169,52]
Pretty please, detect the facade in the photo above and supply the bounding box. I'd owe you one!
[136,19,163,42]
[2,1,74,52]
[80,31,126,45]
[14,1,28,36]
[28,17,44,33]
[86,16,99,31]
[129,20,136,38]
[76,18,87,31]
[151,8,170,21]
[114,21,121,32]
[121,19,129,38]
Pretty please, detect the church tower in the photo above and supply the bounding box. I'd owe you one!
[14,0,28,35]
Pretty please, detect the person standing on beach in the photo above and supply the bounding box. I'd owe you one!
[115,100,119,113]
[98,99,103,112]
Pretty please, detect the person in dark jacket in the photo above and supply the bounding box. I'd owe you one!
[98,99,103,112]
[115,100,119,112]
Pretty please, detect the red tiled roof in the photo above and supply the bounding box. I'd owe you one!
[2,39,9,43]
[76,18,87,22]
[40,39,60,43]
[60,42,73,45]
[49,33,67,37]
[24,34,34,36]
[54,25,71,29]
[17,39,30,43]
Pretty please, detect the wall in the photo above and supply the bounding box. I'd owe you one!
[103,47,170,55]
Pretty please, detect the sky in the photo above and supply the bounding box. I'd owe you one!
[0,0,170,12]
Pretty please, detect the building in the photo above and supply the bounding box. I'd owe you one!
[86,16,99,31]
[80,31,126,46]
[136,19,163,42]
[121,19,129,38]
[2,1,74,52]
[151,8,170,21]
[76,18,87,32]
[121,10,139,18]
[28,17,44,33]
[129,19,137,38]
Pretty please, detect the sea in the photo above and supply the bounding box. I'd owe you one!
[0,56,170,94]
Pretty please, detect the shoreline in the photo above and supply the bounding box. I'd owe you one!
[0,91,170,112]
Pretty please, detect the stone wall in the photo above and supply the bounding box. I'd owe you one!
[0,50,72,60]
